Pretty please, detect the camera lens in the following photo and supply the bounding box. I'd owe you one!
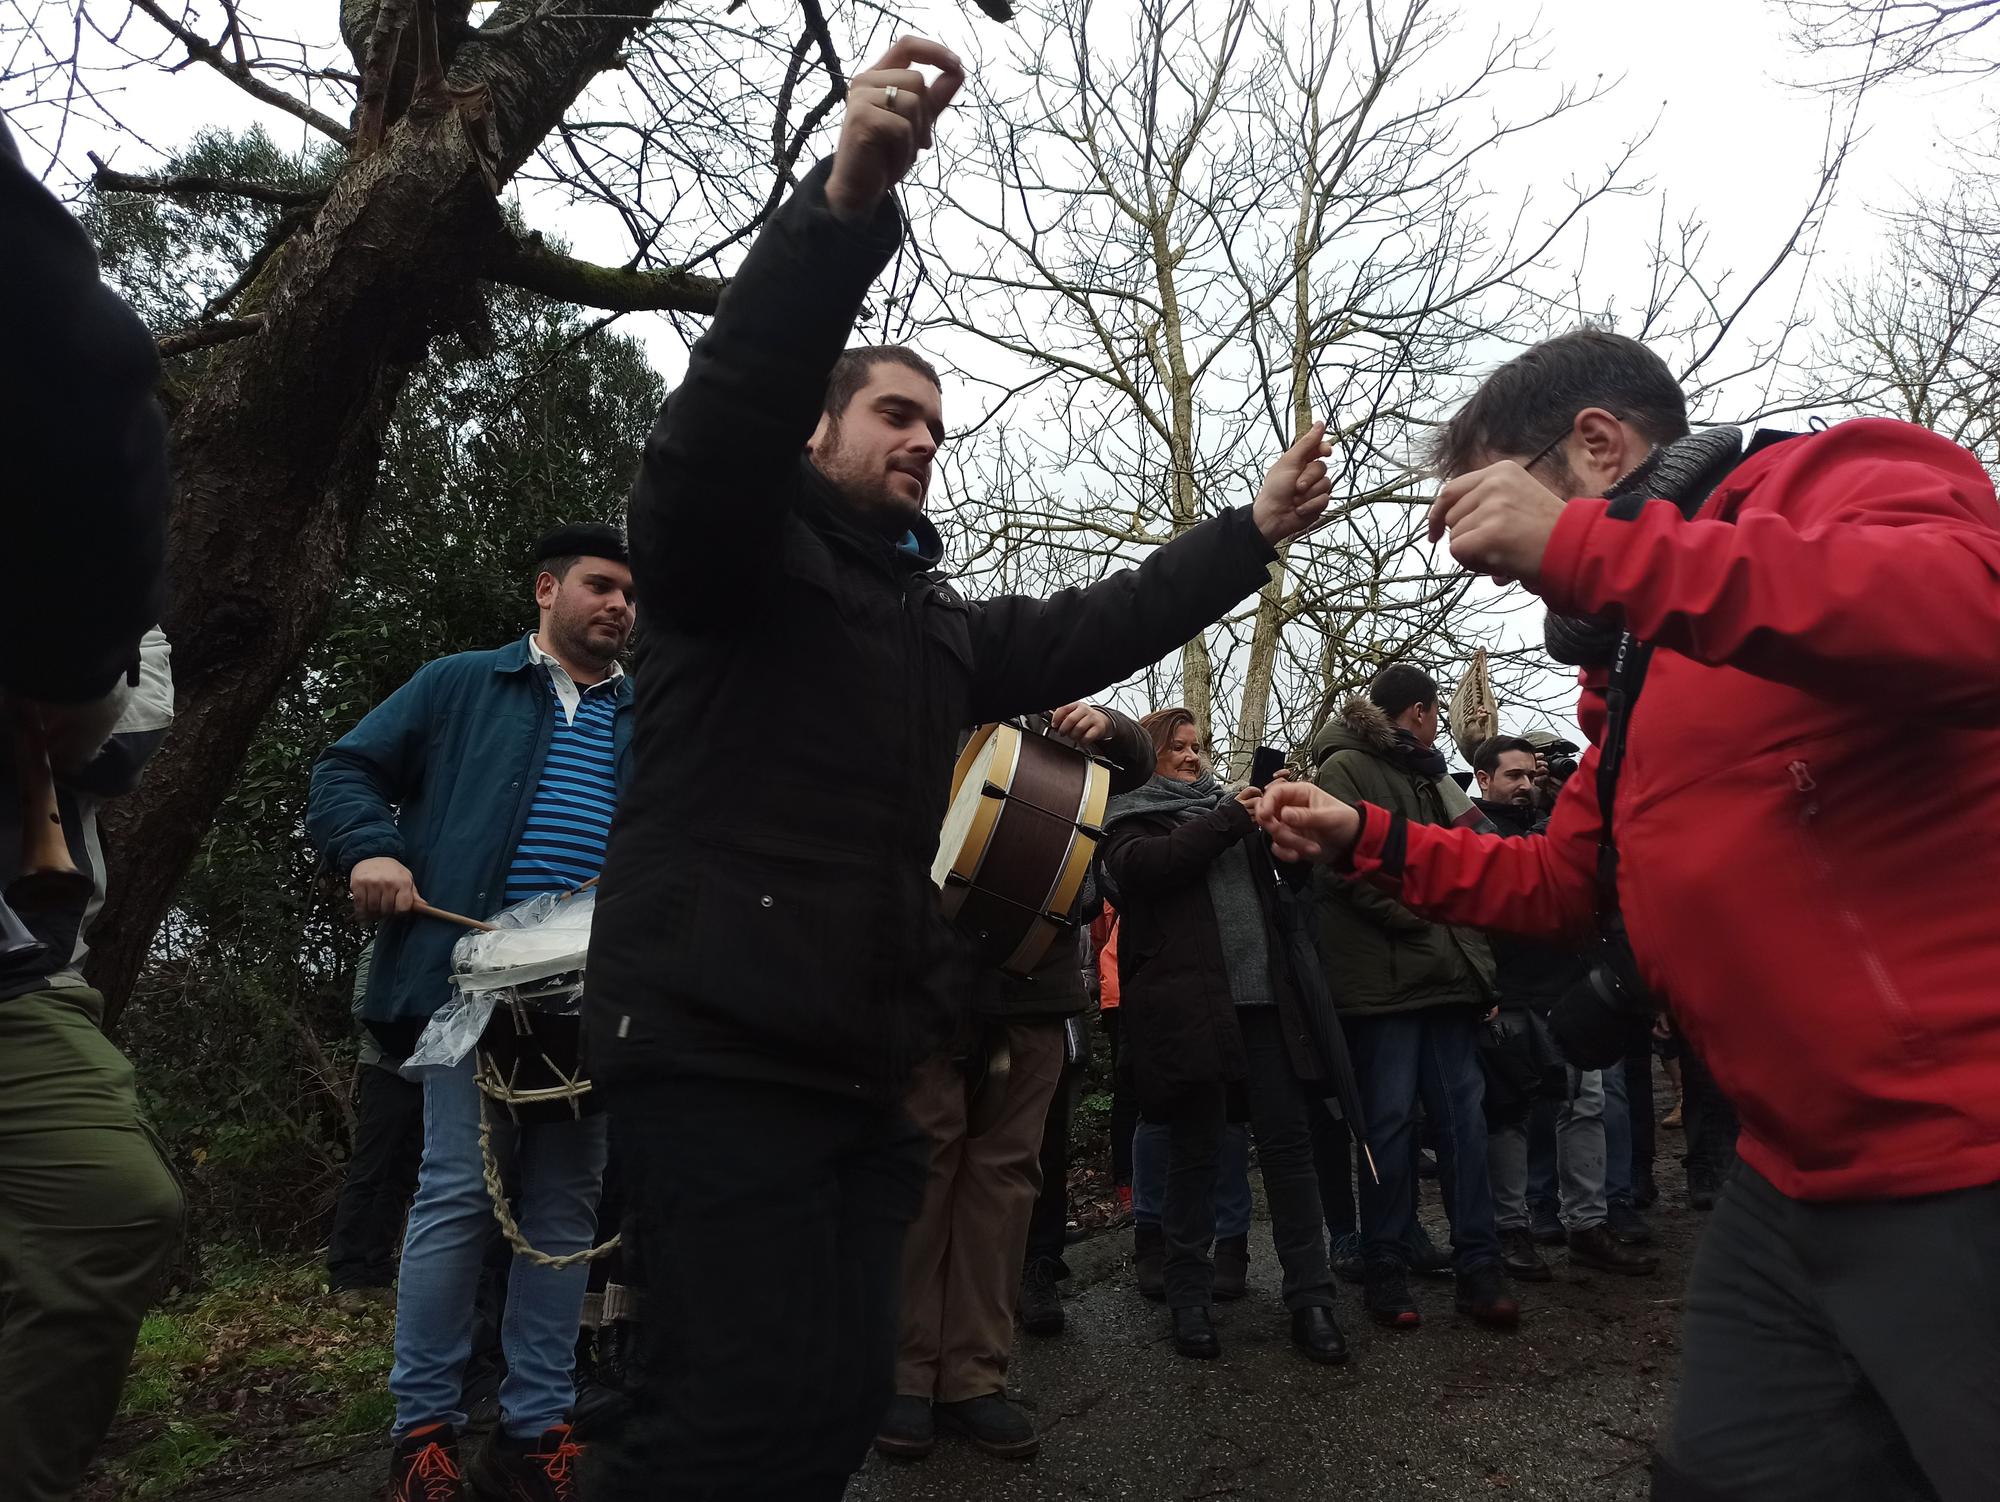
[1549,755,1579,780]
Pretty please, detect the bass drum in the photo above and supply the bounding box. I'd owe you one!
[932,721,1111,978]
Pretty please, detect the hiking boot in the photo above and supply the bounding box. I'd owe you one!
[467,1424,585,1502]
[1528,1200,1565,1246]
[1500,1228,1552,1283]
[1686,1162,1726,1212]
[1568,1223,1660,1276]
[1454,1264,1521,1330]
[1408,1222,1454,1279]
[390,1423,467,1502]
[936,1391,1040,1460]
[1633,1167,1660,1210]
[1212,1233,1250,1301]
[1662,1098,1684,1130]
[1289,1306,1349,1365]
[1018,1256,1065,1336]
[873,1395,934,1461]
[1171,1304,1220,1359]
[1606,1200,1655,1244]
[1329,1231,1366,1285]
[1362,1263,1420,1330]
[1133,1222,1166,1302]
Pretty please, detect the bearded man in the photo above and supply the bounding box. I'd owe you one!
[308,523,636,1502]
[579,36,1336,1501]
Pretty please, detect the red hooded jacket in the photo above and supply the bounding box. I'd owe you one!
[1343,418,2000,1201]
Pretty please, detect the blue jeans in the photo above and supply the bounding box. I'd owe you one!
[1131,1121,1251,1239]
[1602,1054,1634,1206]
[1346,1011,1501,1273]
[390,1056,608,1439]
[1527,1096,1558,1211]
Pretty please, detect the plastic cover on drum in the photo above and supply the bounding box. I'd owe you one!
[402,889,594,1077]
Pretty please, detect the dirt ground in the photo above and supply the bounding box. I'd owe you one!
[178,1144,1701,1502]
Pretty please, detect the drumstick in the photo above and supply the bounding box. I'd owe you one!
[414,900,497,933]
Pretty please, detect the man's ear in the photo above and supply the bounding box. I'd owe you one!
[534,570,558,612]
[807,410,834,460]
[1570,407,1642,493]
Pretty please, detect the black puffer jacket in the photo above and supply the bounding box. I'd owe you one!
[585,162,1279,1103]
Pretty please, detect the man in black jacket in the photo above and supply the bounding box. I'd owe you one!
[877,704,1151,1465]
[1471,737,1656,1282]
[581,39,1335,1501]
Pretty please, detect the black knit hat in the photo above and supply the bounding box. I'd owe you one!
[533,522,628,566]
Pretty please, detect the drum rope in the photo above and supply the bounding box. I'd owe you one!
[477,1100,622,1268]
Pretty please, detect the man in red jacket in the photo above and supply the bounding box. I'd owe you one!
[1259,329,2000,1502]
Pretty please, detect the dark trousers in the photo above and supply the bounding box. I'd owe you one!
[1625,1045,1656,1183]
[585,1078,928,1502]
[1104,1009,1138,1188]
[1025,1050,1084,1267]
[1679,1043,1739,1182]
[1162,1009,1335,1311]
[1309,1107,1357,1239]
[1346,1010,1501,1272]
[1658,1166,2000,1502]
[326,1064,423,1290]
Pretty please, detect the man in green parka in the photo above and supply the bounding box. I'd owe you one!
[1309,664,1516,1333]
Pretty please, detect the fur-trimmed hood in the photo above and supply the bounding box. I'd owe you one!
[1309,697,1401,767]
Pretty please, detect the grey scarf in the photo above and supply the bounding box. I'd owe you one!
[1544,426,1746,668]
[1103,774,1275,1008]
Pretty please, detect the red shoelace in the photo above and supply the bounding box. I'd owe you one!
[399,1438,464,1502]
[531,1426,584,1499]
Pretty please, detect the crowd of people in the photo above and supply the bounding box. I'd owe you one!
[5,28,2000,1502]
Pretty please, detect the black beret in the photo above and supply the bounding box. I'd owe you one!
[534,522,628,566]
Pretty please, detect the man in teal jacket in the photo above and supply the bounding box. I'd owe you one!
[307,524,633,1502]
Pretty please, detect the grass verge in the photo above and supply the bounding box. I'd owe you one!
[84,1251,393,1500]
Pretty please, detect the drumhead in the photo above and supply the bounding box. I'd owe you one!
[932,725,1013,888]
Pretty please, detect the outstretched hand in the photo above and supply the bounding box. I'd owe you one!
[1253,781,1361,863]
[825,37,966,224]
[1251,421,1335,545]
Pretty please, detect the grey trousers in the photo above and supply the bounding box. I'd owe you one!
[1657,1165,2000,1502]
[1489,1032,1607,1233]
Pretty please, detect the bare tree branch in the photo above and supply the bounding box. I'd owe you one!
[87,152,327,208]
[129,0,357,144]
[485,233,725,314]
[157,315,266,357]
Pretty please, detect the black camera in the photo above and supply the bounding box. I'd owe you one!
[1548,920,1656,1069]
[1547,754,1579,782]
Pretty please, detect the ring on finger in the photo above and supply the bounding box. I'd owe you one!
[884,84,900,108]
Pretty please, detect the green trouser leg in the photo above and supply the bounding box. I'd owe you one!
[0,987,183,1502]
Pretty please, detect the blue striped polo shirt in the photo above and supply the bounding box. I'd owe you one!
[503,669,620,905]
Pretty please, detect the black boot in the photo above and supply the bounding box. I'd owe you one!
[1018,1255,1065,1336]
[1171,1304,1220,1360]
[1568,1223,1660,1276]
[1289,1306,1349,1365]
[1500,1227,1552,1283]
[935,1392,1040,1461]
[1362,1262,1420,1330]
[873,1395,935,1461]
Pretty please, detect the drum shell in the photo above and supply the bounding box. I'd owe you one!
[473,989,600,1126]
